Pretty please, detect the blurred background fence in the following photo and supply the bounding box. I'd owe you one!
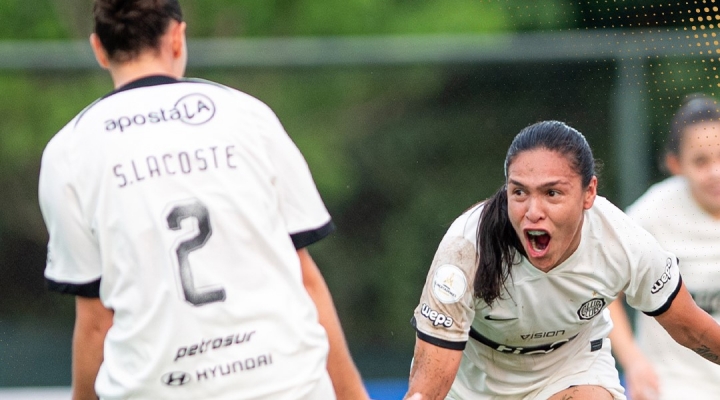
[1,0,719,396]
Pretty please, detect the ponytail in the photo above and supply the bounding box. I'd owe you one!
[474,185,525,306]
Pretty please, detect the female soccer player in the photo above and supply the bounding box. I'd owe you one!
[608,95,720,400]
[38,1,368,399]
[404,120,720,400]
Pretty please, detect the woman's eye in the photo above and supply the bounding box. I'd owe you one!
[693,157,709,168]
[548,190,558,196]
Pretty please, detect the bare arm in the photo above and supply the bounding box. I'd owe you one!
[298,248,369,400]
[72,296,113,400]
[403,337,463,400]
[607,295,659,400]
[655,281,720,364]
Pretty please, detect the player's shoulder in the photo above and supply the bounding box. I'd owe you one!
[587,196,654,240]
[183,78,277,115]
[429,202,483,268]
[446,202,484,242]
[589,195,624,216]
[586,195,665,257]
[39,117,82,188]
[428,204,481,289]
[42,111,84,161]
[625,176,688,220]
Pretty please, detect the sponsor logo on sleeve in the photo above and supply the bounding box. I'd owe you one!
[420,303,454,328]
[577,297,606,320]
[431,264,467,304]
[650,258,673,294]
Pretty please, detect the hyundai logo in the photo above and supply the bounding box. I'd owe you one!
[161,371,191,386]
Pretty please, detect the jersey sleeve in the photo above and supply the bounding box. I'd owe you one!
[412,235,477,350]
[623,235,682,316]
[261,108,333,249]
[39,135,102,297]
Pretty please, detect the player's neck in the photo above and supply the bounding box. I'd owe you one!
[108,55,181,89]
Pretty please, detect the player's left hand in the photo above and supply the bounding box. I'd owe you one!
[623,356,660,400]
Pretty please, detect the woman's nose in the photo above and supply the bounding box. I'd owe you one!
[524,197,545,222]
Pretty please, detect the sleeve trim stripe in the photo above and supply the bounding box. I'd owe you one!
[416,330,467,350]
[46,278,101,298]
[290,220,335,249]
[643,275,683,317]
[410,317,467,350]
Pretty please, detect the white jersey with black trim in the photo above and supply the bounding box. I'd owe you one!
[627,176,720,399]
[412,196,681,397]
[39,76,335,400]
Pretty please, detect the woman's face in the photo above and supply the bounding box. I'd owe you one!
[506,149,597,272]
[668,121,720,218]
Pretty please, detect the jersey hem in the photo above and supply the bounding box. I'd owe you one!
[290,220,335,249]
[46,277,101,298]
[643,275,683,317]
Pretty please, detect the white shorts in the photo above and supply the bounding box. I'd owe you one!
[446,337,626,400]
[296,372,336,400]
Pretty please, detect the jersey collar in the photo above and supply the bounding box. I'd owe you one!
[105,75,181,98]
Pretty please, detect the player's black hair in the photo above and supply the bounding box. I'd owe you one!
[474,120,596,306]
[667,93,720,158]
[93,0,183,63]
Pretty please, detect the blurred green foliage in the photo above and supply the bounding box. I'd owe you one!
[0,0,573,39]
[0,0,710,385]
[0,0,68,39]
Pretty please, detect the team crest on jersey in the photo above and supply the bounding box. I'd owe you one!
[432,264,467,304]
[577,297,606,320]
[651,258,673,294]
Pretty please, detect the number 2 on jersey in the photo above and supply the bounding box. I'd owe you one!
[166,201,226,306]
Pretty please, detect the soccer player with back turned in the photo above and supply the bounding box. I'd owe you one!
[39,1,368,399]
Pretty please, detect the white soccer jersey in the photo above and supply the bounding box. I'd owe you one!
[412,196,681,399]
[627,176,720,399]
[39,76,335,400]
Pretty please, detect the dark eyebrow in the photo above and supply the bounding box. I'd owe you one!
[508,179,569,189]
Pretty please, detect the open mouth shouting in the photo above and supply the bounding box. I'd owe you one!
[525,230,550,257]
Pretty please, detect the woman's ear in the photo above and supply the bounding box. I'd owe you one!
[89,33,110,70]
[170,21,187,60]
[168,21,188,77]
[665,153,682,176]
[583,175,598,210]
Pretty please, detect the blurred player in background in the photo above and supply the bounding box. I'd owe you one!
[38,1,368,399]
[608,94,720,400]
[404,120,720,400]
